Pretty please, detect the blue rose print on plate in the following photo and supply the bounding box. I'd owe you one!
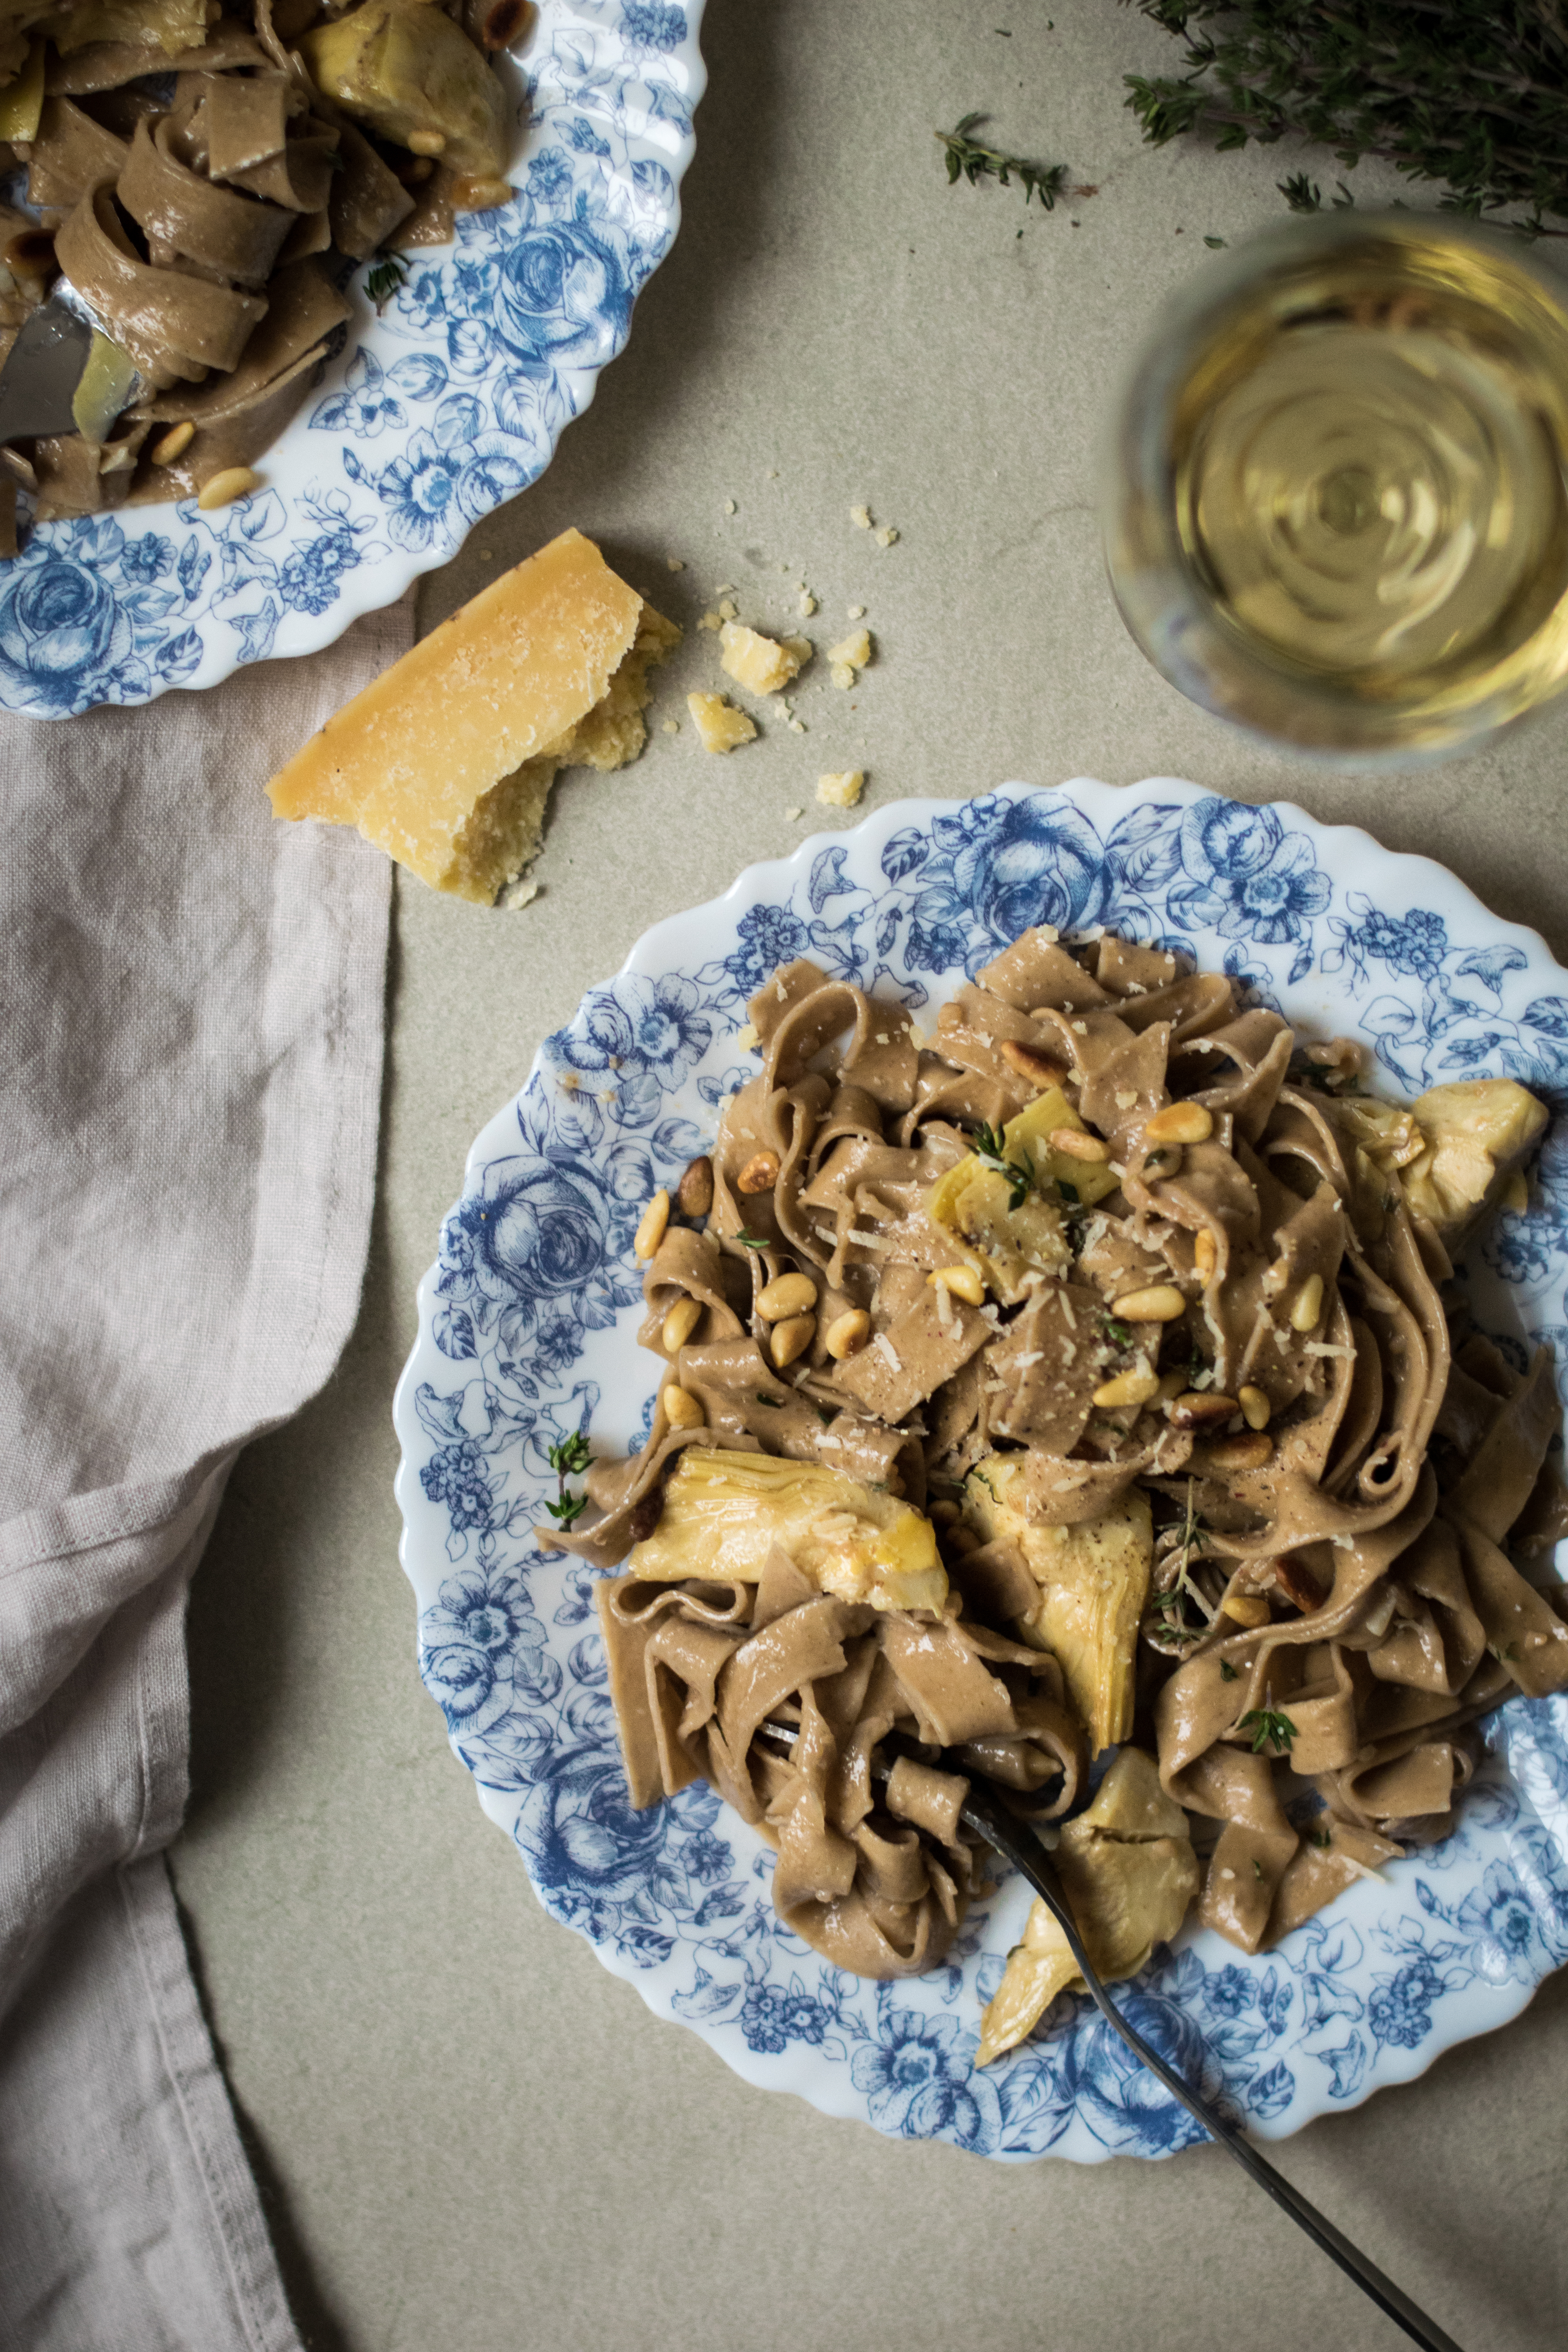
[395,777,1568,2162]
[0,0,707,715]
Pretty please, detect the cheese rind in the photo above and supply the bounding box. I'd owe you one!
[267,527,678,901]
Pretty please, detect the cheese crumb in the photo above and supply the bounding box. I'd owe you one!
[798,591,817,617]
[830,662,855,691]
[688,692,757,753]
[666,556,685,572]
[875,526,899,547]
[784,805,804,821]
[788,718,807,734]
[817,770,865,808]
[717,597,739,621]
[723,498,737,514]
[697,610,722,631]
[499,877,541,911]
[735,1022,759,1051]
[661,718,681,734]
[1115,1089,1138,1109]
[828,628,872,673]
[849,503,873,529]
[720,621,805,695]
[847,603,866,620]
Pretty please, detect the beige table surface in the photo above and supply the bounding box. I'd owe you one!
[172,4,1568,2347]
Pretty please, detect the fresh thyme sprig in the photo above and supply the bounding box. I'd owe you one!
[936,112,1069,209]
[1148,1479,1212,1646]
[735,1230,771,1250]
[1237,1703,1298,1755]
[1279,172,1355,215]
[365,252,408,312]
[972,1122,1037,1210]
[544,1428,592,1526]
[1122,0,1568,235]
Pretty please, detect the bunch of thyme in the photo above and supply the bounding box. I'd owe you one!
[936,113,1069,209]
[544,1429,592,1529]
[1122,0,1568,231]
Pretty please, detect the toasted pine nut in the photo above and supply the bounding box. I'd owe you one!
[1221,1592,1271,1628]
[737,1150,780,1195]
[825,1307,871,1359]
[757,1271,816,1321]
[1114,1283,1187,1323]
[451,173,514,211]
[999,1038,1069,1089]
[1206,1431,1274,1471]
[150,420,195,466]
[1290,1272,1325,1332]
[929,1264,985,1307]
[771,1312,815,1368]
[1193,1229,1218,1283]
[634,1189,670,1261]
[1157,1368,1188,1403]
[677,1154,714,1217]
[1146,1101,1214,1145]
[407,128,447,155]
[662,1385,705,1429]
[661,1296,701,1353]
[1238,1384,1271,1430]
[197,465,261,510]
[1049,1126,1111,1163]
[1169,1391,1240,1429]
[1093,1365,1161,1409]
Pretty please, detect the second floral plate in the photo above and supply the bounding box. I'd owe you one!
[393,777,1568,2161]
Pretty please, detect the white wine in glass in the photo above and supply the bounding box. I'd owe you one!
[1104,212,1568,764]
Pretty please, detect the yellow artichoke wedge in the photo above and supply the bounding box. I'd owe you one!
[976,1748,1198,2065]
[928,1087,1120,1305]
[627,1447,947,1613]
[300,0,510,176]
[962,1454,1152,1753]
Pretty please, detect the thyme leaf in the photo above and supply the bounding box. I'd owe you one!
[936,112,1069,209]
[1220,1659,1238,1682]
[544,1427,592,1526]
[1237,1704,1298,1755]
[365,252,408,313]
[735,1230,771,1250]
[972,1121,1036,1210]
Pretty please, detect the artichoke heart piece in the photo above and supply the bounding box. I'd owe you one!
[928,1087,1119,1305]
[962,1454,1151,1754]
[977,1748,1198,2065]
[300,0,510,176]
[1332,1078,1546,1245]
[628,1447,946,1613]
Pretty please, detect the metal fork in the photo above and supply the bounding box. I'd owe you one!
[755,1721,1466,2352]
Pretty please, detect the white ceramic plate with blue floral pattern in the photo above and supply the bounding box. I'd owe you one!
[0,0,704,718]
[394,777,1568,2161]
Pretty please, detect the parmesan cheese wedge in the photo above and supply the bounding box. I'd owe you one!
[267,527,680,902]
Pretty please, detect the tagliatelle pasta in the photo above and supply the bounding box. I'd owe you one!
[552,923,1568,2050]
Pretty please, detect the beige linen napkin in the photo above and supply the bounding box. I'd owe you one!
[0,593,410,2351]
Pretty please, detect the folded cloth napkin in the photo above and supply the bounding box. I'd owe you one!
[0,594,410,2352]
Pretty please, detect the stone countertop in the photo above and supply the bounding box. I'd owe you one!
[172,3,1568,2347]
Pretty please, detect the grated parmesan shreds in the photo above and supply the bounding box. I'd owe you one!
[813,1225,838,1248]
[1058,1293,1076,1330]
[1304,1340,1354,1359]
[933,1280,953,1328]
[874,1333,901,1372]
[816,1433,845,1449]
[847,1227,893,1252]
[1014,1350,1044,1369]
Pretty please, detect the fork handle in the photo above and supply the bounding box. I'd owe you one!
[968,1792,1468,2352]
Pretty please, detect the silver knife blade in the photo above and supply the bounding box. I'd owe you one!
[0,294,93,443]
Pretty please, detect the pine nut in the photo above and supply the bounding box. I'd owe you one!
[999,1038,1069,1089]
[1049,1127,1111,1163]
[451,173,514,211]
[1193,1229,1218,1283]
[1238,1385,1271,1430]
[197,465,261,510]
[662,1385,706,1429]
[1206,1432,1274,1471]
[661,1296,701,1353]
[150,420,195,466]
[757,1271,816,1321]
[1146,1101,1214,1145]
[1113,1283,1187,1323]
[1169,1391,1239,1429]
[1157,1369,1188,1402]
[825,1308,871,1359]
[677,1154,714,1217]
[1092,1366,1161,1409]
[407,128,447,155]
[1290,1273,1325,1332]
[633,1189,670,1261]
[929,1264,985,1306]
[736,1151,780,1195]
[770,1312,815,1368]
[1221,1592,1271,1628]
